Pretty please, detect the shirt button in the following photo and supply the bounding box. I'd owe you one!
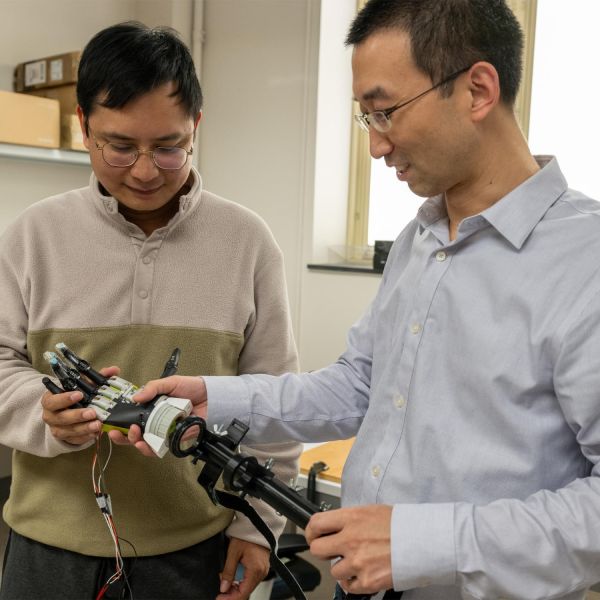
[435,251,447,262]
[394,394,406,408]
[142,256,152,265]
[139,290,148,299]
[371,465,381,478]
[410,323,422,334]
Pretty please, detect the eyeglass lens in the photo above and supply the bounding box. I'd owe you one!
[102,143,189,169]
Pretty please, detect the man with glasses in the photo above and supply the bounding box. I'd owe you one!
[132,1,600,599]
[0,22,300,600]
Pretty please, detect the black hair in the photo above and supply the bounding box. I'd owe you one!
[346,0,523,105]
[77,21,202,126]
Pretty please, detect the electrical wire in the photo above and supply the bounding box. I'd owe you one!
[92,434,136,600]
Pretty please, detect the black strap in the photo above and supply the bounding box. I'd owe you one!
[214,489,307,600]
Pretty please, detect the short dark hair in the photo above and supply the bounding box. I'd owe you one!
[346,0,523,105]
[77,21,203,125]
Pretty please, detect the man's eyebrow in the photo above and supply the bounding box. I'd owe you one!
[100,131,190,142]
[354,86,393,104]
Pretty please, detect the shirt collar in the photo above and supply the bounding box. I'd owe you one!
[89,166,204,226]
[416,156,568,249]
[480,156,568,249]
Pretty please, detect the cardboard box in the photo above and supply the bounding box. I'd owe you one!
[14,51,81,92]
[29,83,78,118]
[0,90,60,148]
[61,114,86,152]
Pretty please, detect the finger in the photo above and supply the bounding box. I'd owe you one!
[62,432,99,446]
[99,365,120,378]
[133,440,157,457]
[49,419,101,442]
[43,403,98,425]
[132,377,175,402]
[125,424,143,443]
[220,546,242,594]
[107,429,130,445]
[309,534,344,561]
[305,509,344,543]
[216,580,242,600]
[236,565,265,599]
[107,426,155,456]
[41,390,85,411]
[330,556,355,583]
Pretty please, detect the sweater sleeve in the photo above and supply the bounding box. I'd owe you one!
[225,235,302,546]
[0,219,83,457]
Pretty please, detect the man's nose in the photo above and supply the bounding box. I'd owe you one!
[369,128,394,160]
[130,151,160,180]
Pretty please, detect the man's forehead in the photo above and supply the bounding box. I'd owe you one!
[351,29,415,103]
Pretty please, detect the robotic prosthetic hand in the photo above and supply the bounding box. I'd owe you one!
[41,346,381,599]
[42,344,192,457]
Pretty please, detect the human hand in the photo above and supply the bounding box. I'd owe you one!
[305,504,394,594]
[41,366,120,446]
[107,375,207,456]
[217,537,270,600]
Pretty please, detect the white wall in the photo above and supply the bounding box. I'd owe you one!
[0,0,140,230]
[0,0,384,467]
[196,0,320,333]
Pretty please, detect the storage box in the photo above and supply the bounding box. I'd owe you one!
[14,51,81,92]
[61,114,86,151]
[29,83,78,118]
[0,90,60,148]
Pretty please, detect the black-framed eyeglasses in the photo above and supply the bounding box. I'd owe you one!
[90,129,194,170]
[354,65,472,133]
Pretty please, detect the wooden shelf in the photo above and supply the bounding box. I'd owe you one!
[0,142,89,166]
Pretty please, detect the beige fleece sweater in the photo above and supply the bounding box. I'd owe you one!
[0,168,300,556]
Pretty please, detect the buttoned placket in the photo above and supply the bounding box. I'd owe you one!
[130,232,165,323]
[367,229,454,501]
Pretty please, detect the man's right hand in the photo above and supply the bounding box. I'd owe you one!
[107,375,208,456]
[41,389,101,445]
[41,366,120,446]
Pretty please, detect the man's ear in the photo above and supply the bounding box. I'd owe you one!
[194,111,202,130]
[467,62,501,123]
[76,106,91,150]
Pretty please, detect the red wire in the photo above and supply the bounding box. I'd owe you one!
[95,583,109,600]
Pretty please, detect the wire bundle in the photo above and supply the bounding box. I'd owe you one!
[92,433,135,600]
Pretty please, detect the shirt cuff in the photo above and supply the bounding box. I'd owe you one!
[391,503,456,590]
[203,375,252,430]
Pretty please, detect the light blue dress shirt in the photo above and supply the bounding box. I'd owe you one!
[206,157,600,599]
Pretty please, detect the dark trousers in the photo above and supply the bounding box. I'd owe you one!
[0,529,226,600]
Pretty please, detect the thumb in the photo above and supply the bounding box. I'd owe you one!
[100,365,120,378]
[220,545,242,593]
[132,377,173,403]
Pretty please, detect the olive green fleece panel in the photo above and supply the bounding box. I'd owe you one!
[7,442,233,557]
[4,325,245,557]
[27,324,244,382]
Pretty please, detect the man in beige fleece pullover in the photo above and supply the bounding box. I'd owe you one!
[0,21,300,600]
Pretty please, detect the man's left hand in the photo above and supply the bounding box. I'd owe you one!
[305,504,394,594]
[218,537,270,599]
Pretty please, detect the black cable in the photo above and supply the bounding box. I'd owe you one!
[214,489,307,600]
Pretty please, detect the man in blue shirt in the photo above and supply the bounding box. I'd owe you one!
[126,1,600,598]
